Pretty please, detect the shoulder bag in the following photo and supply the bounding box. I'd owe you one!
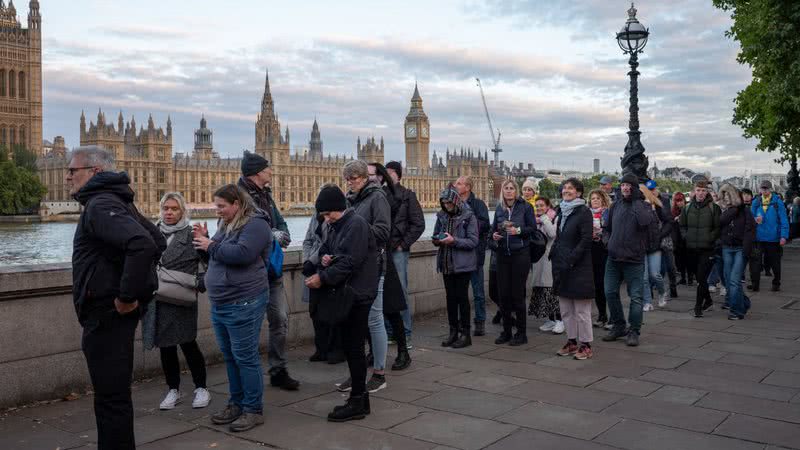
[155,265,199,307]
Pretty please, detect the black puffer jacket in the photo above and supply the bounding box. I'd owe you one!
[317,209,379,305]
[491,197,536,255]
[389,183,425,251]
[604,188,653,264]
[466,192,491,265]
[72,171,166,325]
[550,204,594,299]
[721,205,757,257]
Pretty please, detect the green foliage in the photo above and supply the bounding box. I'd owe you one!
[537,178,559,200]
[0,145,47,215]
[713,0,800,162]
[653,177,692,194]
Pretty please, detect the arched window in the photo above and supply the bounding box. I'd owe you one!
[0,70,6,96]
[0,126,6,145]
[9,126,15,144]
[17,72,24,99]
[8,70,15,97]
[19,126,24,146]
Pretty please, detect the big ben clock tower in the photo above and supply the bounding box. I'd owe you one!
[404,83,430,173]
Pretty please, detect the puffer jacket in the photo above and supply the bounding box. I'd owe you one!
[389,183,425,251]
[679,195,721,250]
[604,188,653,264]
[491,197,536,255]
[751,193,789,243]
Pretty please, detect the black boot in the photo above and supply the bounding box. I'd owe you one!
[678,276,687,286]
[441,328,459,347]
[451,329,472,349]
[495,331,512,345]
[391,350,412,371]
[327,349,346,364]
[270,368,300,391]
[473,321,485,337]
[509,332,528,346]
[491,310,502,325]
[670,286,678,298]
[328,393,370,422]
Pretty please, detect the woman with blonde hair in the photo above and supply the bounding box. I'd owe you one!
[144,192,210,411]
[192,184,273,432]
[491,179,536,346]
[588,189,611,327]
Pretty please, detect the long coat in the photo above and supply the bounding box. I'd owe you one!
[531,213,557,288]
[550,205,595,300]
[142,226,202,349]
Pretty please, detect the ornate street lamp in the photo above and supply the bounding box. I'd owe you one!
[787,153,799,200]
[617,3,650,181]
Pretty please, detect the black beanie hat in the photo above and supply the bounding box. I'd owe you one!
[386,161,403,180]
[619,173,639,186]
[315,185,347,213]
[241,151,269,177]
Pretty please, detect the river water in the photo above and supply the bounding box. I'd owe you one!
[0,213,449,267]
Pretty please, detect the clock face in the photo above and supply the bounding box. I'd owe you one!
[421,126,428,138]
[406,125,417,138]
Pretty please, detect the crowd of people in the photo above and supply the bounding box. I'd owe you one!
[64,144,793,449]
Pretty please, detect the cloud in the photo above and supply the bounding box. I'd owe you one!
[92,25,195,41]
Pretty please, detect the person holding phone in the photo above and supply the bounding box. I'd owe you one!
[492,179,536,346]
[433,186,479,348]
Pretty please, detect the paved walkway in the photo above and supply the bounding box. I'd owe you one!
[3,248,800,449]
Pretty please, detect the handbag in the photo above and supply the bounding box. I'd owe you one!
[268,241,284,279]
[529,229,547,263]
[155,265,199,307]
[316,279,354,326]
[661,235,674,251]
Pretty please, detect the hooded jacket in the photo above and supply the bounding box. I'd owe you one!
[718,184,756,257]
[347,181,391,250]
[751,192,789,243]
[389,183,426,251]
[71,171,165,324]
[465,192,491,265]
[433,188,479,274]
[204,212,273,304]
[679,195,721,250]
[604,187,653,264]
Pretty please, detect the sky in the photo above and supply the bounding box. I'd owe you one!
[32,0,788,177]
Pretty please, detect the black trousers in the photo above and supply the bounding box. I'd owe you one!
[750,242,782,288]
[160,340,207,390]
[688,249,715,312]
[341,303,371,396]
[489,269,500,307]
[385,311,408,354]
[81,310,139,450]
[497,249,530,335]
[674,242,689,280]
[310,300,342,358]
[443,272,472,332]
[591,242,608,321]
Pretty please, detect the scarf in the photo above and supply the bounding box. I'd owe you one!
[591,207,605,234]
[762,193,771,213]
[559,198,586,231]
[158,217,191,243]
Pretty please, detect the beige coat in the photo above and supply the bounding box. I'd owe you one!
[531,213,557,288]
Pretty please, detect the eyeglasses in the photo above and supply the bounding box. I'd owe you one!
[66,166,95,175]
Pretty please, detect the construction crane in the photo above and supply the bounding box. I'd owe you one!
[476,77,501,166]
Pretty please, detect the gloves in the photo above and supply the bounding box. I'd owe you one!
[273,230,291,248]
[302,261,317,277]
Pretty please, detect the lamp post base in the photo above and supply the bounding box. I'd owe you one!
[621,130,649,182]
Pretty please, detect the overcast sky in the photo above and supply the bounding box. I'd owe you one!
[35,0,786,177]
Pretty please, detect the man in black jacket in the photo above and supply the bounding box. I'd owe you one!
[67,146,165,450]
[601,173,653,347]
[237,151,300,391]
[455,176,491,336]
[385,161,425,344]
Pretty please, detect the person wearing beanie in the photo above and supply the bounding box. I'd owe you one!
[522,178,538,212]
[749,178,789,292]
[305,184,379,422]
[602,173,653,347]
[237,150,299,392]
[679,180,721,316]
[385,161,424,346]
[434,185,479,349]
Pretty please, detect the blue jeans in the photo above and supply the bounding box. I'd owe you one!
[470,265,486,323]
[368,276,387,371]
[723,247,747,317]
[210,291,268,414]
[604,258,645,332]
[389,251,412,337]
[643,251,665,305]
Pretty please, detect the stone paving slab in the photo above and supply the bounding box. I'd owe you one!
[675,358,773,382]
[496,402,620,440]
[588,376,662,397]
[602,396,730,433]
[484,428,620,450]
[595,418,765,450]
[137,428,266,449]
[641,368,798,401]
[645,385,708,405]
[714,413,800,449]
[762,371,800,389]
[412,387,527,419]
[389,410,517,450]
[503,379,624,412]
[696,391,800,424]
[0,414,85,450]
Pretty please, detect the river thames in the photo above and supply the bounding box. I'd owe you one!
[0,213,453,267]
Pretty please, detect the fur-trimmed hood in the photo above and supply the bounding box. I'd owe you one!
[718,183,742,209]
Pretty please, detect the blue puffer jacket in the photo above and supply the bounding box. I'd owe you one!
[491,197,536,255]
[751,193,789,242]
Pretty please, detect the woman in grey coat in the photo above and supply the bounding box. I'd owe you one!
[142,192,210,411]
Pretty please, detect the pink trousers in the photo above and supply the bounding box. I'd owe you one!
[558,297,594,343]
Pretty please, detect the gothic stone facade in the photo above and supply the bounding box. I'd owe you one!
[37,72,490,215]
[0,1,42,156]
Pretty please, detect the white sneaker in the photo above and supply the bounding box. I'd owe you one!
[159,389,182,410]
[539,320,556,332]
[192,388,211,409]
[709,284,717,293]
[604,322,614,330]
[657,292,668,308]
[643,303,654,312]
[552,321,565,334]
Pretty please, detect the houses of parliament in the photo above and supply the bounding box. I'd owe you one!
[37,70,491,215]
